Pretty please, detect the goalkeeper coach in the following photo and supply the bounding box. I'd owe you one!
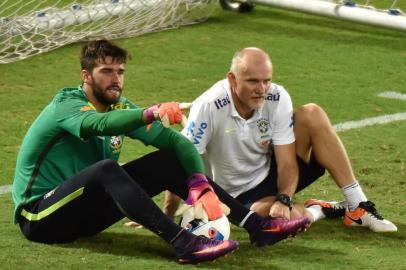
[12,40,308,264]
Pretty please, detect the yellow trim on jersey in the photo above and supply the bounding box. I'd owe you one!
[20,187,84,221]
[80,102,96,112]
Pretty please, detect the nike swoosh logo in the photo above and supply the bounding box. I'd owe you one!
[347,216,363,225]
[225,128,236,134]
[262,225,281,232]
[192,241,230,255]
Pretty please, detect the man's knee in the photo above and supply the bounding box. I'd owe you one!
[97,159,121,173]
[88,159,125,186]
[295,103,330,129]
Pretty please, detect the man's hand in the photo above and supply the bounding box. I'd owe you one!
[143,102,184,127]
[270,201,291,220]
[185,173,227,220]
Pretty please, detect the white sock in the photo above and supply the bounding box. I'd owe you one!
[305,205,326,223]
[342,181,367,211]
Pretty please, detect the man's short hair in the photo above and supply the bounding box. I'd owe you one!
[230,50,244,74]
[80,39,128,71]
[229,47,272,74]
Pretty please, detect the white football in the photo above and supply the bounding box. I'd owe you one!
[180,206,230,240]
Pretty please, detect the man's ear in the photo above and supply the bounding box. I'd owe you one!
[227,72,237,90]
[81,69,91,84]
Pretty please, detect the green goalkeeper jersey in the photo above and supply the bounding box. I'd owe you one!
[12,85,200,223]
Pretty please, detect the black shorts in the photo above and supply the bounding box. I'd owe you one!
[235,154,325,208]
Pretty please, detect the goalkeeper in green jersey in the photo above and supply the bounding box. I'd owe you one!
[12,40,308,264]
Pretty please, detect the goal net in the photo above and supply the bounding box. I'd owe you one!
[221,0,406,31]
[0,0,217,64]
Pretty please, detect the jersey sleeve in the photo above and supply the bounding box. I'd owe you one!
[122,98,165,145]
[149,127,205,174]
[271,89,295,145]
[181,100,212,154]
[54,96,95,138]
[126,122,164,145]
[55,95,149,139]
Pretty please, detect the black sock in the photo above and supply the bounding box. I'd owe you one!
[170,229,198,254]
[241,213,264,234]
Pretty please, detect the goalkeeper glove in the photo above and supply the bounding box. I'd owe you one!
[143,102,183,127]
[184,173,230,221]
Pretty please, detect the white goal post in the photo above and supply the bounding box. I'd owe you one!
[0,0,217,64]
[220,0,406,31]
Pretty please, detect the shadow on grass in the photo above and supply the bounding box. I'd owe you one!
[56,222,396,269]
[51,218,405,268]
[59,231,174,261]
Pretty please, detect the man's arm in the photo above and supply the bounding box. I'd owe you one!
[269,142,298,219]
[149,127,205,175]
[80,109,146,137]
[81,102,184,138]
[149,125,225,220]
[162,100,212,219]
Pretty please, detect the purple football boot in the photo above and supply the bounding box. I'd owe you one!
[172,230,239,264]
[245,215,310,247]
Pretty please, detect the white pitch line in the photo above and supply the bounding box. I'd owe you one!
[378,91,406,101]
[0,185,12,195]
[335,91,406,132]
[334,112,406,132]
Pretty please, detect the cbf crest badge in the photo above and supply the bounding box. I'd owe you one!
[257,118,271,148]
[109,136,123,154]
[256,118,270,134]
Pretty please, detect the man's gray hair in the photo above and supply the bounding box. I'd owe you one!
[229,50,245,74]
[229,47,272,74]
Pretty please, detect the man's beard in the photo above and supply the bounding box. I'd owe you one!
[91,80,122,106]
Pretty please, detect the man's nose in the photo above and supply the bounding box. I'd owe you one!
[111,72,120,83]
[256,82,267,94]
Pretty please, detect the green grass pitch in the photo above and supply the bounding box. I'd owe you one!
[0,3,405,270]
